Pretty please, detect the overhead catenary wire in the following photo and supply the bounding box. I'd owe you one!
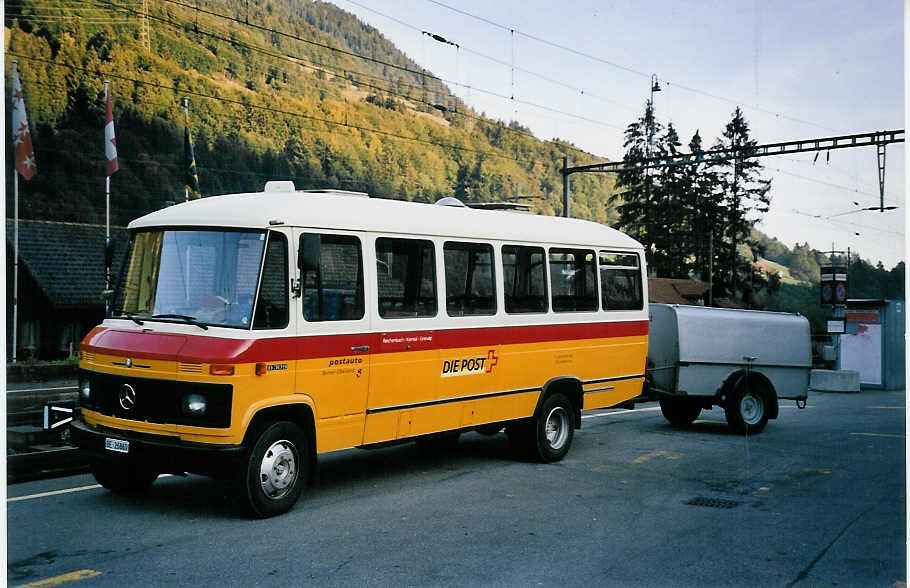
[8,52,526,163]
[769,166,903,206]
[142,0,625,132]
[339,0,638,114]
[421,0,848,135]
[777,154,903,204]
[792,209,904,237]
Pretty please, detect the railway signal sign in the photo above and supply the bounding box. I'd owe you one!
[820,265,848,306]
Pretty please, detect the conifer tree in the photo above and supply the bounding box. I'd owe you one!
[613,100,664,273]
[710,107,772,301]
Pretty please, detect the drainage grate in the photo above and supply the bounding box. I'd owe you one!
[684,496,739,509]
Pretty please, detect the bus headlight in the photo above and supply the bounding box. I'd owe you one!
[79,378,91,404]
[182,394,207,416]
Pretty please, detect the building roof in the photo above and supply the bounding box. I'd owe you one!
[7,219,129,311]
[130,186,644,251]
[648,277,710,305]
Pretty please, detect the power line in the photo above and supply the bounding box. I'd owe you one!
[9,52,524,163]
[776,154,903,204]
[146,0,624,132]
[769,166,902,205]
[420,0,848,135]
[339,0,638,114]
[792,209,904,237]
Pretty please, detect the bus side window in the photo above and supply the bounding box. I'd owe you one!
[253,232,289,329]
[549,248,597,312]
[444,241,496,317]
[300,233,364,322]
[502,245,548,314]
[599,252,643,311]
[376,238,437,318]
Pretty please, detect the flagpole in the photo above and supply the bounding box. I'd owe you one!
[104,81,111,318]
[183,97,190,202]
[12,61,20,363]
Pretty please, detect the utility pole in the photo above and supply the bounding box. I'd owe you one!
[708,229,714,307]
[562,154,570,217]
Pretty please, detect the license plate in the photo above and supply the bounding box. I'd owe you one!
[104,438,129,454]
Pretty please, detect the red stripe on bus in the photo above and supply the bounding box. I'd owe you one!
[81,320,647,364]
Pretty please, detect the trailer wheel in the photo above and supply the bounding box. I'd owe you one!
[242,421,308,518]
[658,397,701,427]
[725,381,769,434]
[91,459,159,494]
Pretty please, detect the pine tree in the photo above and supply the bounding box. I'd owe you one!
[681,130,723,286]
[653,122,686,276]
[711,107,772,301]
[613,100,665,273]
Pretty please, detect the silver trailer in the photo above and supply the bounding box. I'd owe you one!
[647,303,810,433]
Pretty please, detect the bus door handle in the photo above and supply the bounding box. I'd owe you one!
[351,345,370,353]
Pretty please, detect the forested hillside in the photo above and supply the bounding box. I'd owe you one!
[5,0,616,226]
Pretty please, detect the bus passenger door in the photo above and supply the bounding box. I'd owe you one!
[294,230,372,453]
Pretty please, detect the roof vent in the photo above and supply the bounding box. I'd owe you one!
[435,197,466,207]
[300,189,369,198]
[264,181,296,192]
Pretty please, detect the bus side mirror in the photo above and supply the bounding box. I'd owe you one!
[300,234,321,273]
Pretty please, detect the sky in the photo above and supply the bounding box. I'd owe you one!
[331,0,905,269]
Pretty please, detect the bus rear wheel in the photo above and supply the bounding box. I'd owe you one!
[242,421,309,518]
[531,394,575,463]
[659,396,702,427]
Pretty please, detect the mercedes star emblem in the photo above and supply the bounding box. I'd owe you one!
[119,383,137,411]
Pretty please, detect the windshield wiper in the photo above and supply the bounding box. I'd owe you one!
[120,311,145,326]
[151,314,209,330]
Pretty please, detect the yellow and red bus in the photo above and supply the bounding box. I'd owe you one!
[72,182,648,517]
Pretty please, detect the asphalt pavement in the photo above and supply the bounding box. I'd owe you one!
[6,388,907,587]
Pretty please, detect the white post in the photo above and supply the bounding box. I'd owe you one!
[13,169,19,363]
[105,81,111,318]
[183,97,190,202]
[12,60,20,362]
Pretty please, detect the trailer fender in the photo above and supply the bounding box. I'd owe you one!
[719,370,779,420]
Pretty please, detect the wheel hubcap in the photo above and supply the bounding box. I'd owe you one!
[259,440,298,500]
[740,393,764,425]
[545,406,570,450]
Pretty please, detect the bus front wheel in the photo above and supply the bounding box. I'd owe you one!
[242,421,309,518]
[91,459,159,494]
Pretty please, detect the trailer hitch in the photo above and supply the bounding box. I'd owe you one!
[796,399,807,409]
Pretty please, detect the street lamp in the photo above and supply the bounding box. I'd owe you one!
[650,74,661,103]
[646,74,661,165]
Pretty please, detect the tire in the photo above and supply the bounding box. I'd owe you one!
[242,421,309,518]
[506,421,534,459]
[91,459,159,494]
[659,396,702,427]
[531,393,575,463]
[475,424,503,436]
[725,380,769,434]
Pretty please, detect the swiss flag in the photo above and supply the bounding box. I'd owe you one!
[104,84,119,176]
[11,67,36,180]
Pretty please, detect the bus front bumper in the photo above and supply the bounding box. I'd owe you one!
[71,417,245,477]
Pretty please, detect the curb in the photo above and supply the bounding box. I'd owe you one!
[8,446,91,484]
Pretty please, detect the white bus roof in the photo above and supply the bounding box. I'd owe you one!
[129,188,643,250]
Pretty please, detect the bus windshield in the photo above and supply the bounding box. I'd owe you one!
[113,229,267,329]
